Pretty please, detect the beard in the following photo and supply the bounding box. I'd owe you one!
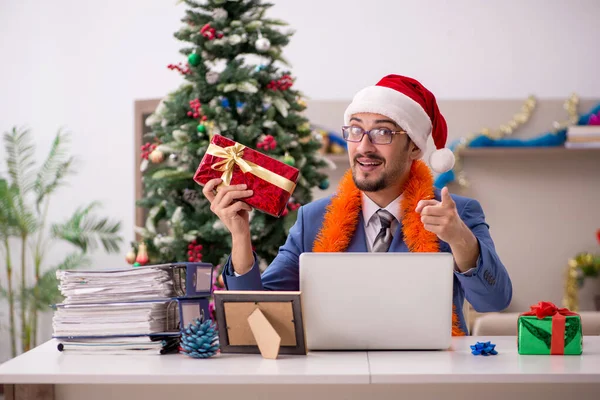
[351,154,407,192]
[352,172,388,192]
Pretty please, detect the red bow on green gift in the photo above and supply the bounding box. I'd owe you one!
[523,301,578,319]
[521,301,579,355]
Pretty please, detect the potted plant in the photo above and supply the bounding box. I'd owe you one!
[0,126,123,359]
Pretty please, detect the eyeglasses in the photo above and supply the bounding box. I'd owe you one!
[341,125,407,145]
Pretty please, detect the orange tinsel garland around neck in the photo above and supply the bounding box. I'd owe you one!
[313,160,465,336]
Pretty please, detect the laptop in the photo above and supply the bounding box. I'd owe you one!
[298,252,454,351]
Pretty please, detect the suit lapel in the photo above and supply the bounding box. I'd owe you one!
[346,213,368,252]
[389,220,408,252]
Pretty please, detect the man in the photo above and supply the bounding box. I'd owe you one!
[202,74,512,335]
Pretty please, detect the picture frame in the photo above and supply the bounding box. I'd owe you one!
[213,291,307,356]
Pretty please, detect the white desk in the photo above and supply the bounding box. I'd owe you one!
[1,336,599,400]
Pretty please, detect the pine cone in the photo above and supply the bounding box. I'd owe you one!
[180,318,220,358]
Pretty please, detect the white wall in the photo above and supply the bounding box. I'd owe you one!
[1,0,599,361]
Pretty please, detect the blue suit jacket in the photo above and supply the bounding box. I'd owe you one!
[222,189,513,334]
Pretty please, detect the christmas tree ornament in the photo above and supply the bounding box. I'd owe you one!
[188,52,201,66]
[197,124,206,133]
[257,134,277,151]
[205,71,220,85]
[125,248,137,265]
[318,179,329,190]
[167,62,191,75]
[201,23,216,40]
[133,262,141,267]
[180,318,220,359]
[135,242,149,266]
[254,64,267,72]
[187,240,203,262]
[282,154,295,166]
[140,142,158,160]
[255,36,271,52]
[149,149,164,164]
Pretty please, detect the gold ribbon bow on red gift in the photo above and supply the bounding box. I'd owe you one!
[206,142,296,193]
[521,301,578,355]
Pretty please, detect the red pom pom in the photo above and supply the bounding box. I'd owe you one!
[202,115,208,121]
[188,250,193,256]
[189,257,194,262]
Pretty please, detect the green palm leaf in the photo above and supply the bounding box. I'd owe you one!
[0,178,19,237]
[4,127,36,202]
[34,128,75,212]
[51,202,123,253]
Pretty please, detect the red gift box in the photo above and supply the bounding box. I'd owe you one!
[193,135,299,217]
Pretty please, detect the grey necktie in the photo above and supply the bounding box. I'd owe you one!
[372,209,394,252]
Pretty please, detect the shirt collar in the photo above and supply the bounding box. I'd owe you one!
[362,193,402,227]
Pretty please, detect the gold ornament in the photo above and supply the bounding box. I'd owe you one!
[297,98,307,108]
[149,149,165,163]
[451,96,537,188]
[125,248,137,264]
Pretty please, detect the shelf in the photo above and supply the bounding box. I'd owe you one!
[460,146,600,156]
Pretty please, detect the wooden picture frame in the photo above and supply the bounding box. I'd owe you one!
[134,99,160,239]
[214,291,307,356]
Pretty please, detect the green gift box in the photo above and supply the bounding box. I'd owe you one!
[517,301,582,355]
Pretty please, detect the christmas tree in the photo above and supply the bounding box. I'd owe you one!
[132,0,329,274]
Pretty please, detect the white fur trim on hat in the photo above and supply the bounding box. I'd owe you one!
[344,86,432,153]
[429,148,455,173]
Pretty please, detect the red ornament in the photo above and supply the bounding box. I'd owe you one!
[189,98,202,120]
[200,23,216,40]
[257,135,277,151]
[266,75,294,91]
[187,241,203,262]
[140,142,159,160]
[167,62,191,75]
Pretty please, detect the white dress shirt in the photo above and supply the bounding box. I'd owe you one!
[362,193,402,251]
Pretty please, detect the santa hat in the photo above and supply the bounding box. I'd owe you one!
[343,74,454,173]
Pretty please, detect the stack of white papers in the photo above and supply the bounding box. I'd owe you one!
[56,266,181,304]
[56,334,180,355]
[52,266,184,354]
[52,300,179,337]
